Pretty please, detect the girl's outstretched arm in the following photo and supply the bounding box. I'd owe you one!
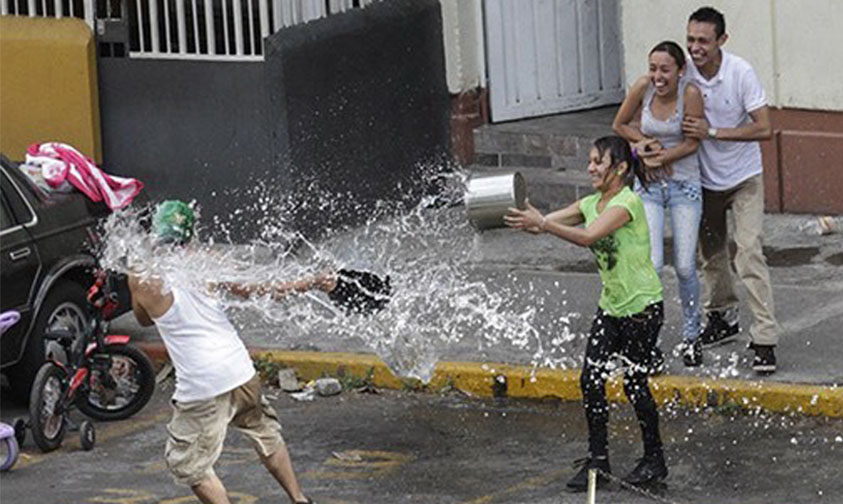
[506,202,629,248]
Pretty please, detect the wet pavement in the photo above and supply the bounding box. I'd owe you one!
[2,385,842,503]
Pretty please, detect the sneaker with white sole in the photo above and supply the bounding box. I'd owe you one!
[699,310,739,348]
[752,344,776,374]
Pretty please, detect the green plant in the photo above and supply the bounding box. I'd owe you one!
[338,367,376,391]
[253,355,288,382]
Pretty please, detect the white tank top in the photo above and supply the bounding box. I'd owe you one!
[153,286,255,402]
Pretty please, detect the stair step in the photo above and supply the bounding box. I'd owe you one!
[472,105,617,171]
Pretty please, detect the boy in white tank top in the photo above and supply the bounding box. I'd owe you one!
[129,200,333,504]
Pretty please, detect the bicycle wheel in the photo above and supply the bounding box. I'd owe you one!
[76,344,155,421]
[29,363,68,453]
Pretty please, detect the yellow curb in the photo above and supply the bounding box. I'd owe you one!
[256,350,843,418]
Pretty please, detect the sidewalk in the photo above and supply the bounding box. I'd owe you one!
[118,211,843,417]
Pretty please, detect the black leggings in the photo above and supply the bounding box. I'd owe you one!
[581,302,664,459]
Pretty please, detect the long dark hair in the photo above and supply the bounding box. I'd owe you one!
[649,40,686,69]
[592,135,647,189]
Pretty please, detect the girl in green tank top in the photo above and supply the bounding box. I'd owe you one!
[506,136,669,491]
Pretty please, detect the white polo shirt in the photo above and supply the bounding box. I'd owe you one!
[687,50,767,191]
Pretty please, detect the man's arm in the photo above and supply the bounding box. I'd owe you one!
[217,272,337,301]
[682,106,772,141]
[128,274,172,325]
[128,275,155,327]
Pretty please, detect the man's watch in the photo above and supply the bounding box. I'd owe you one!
[707,127,718,139]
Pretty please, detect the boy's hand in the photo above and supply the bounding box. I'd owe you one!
[312,271,338,293]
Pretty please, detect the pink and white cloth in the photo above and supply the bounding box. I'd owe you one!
[23,142,143,210]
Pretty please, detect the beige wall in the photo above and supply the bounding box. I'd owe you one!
[619,0,843,111]
[0,16,102,162]
[440,0,485,94]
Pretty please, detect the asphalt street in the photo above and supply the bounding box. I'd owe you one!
[2,385,842,503]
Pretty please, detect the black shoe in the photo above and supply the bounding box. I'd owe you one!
[566,456,611,492]
[699,311,739,347]
[623,453,668,486]
[681,340,702,367]
[752,344,776,374]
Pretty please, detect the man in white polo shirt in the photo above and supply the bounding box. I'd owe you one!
[681,6,780,374]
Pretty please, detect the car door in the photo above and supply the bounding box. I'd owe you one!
[0,167,41,368]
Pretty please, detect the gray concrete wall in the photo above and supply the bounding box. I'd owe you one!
[265,0,450,236]
[97,0,449,242]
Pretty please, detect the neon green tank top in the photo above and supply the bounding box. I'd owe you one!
[579,186,663,317]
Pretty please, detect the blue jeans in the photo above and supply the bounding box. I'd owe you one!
[636,179,702,342]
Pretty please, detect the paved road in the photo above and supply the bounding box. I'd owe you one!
[3,385,842,503]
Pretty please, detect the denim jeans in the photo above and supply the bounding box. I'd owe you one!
[636,179,702,342]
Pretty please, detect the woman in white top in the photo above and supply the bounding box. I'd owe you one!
[613,41,705,367]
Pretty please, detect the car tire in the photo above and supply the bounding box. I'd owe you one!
[7,281,88,403]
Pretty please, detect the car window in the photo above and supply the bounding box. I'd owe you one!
[0,198,14,231]
[0,169,35,226]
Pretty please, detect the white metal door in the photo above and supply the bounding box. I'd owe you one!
[484,0,623,122]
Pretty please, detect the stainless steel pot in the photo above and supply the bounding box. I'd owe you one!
[464,172,527,230]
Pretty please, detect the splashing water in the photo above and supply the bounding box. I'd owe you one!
[98,165,559,382]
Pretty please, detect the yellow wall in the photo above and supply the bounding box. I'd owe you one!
[618,0,843,111]
[0,16,101,162]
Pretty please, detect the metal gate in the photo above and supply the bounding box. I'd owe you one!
[483,0,623,122]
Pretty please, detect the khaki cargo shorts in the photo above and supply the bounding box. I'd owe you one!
[165,373,285,486]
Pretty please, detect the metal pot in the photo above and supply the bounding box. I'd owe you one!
[464,172,527,230]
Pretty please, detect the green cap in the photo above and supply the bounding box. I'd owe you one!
[152,200,195,244]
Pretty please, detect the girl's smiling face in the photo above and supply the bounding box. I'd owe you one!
[648,50,682,97]
[587,147,615,191]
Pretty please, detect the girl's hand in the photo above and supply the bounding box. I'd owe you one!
[638,149,674,181]
[505,200,545,234]
[632,137,663,155]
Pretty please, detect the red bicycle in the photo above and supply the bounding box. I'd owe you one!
[26,270,155,452]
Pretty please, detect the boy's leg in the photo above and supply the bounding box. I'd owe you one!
[730,175,780,346]
[231,375,308,503]
[261,445,307,503]
[698,187,739,313]
[166,396,230,503]
[193,476,231,504]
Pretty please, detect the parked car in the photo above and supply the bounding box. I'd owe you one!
[0,155,130,401]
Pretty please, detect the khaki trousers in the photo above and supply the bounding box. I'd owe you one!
[165,374,285,487]
[698,174,780,346]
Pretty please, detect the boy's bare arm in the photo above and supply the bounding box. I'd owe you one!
[216,272,337,301]
[128,274,172,325]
